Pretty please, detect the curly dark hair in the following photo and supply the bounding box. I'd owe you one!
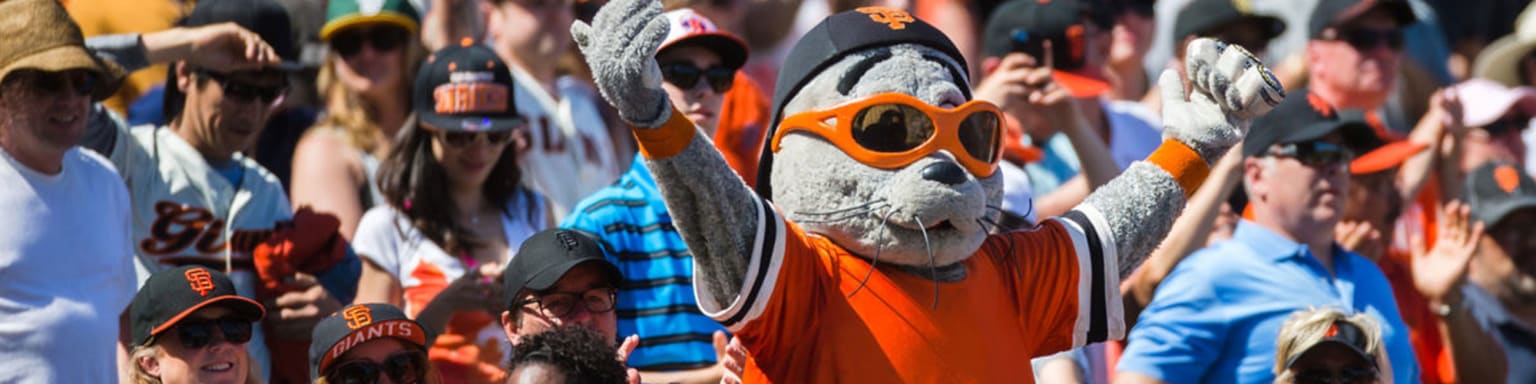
[509,327,627,384]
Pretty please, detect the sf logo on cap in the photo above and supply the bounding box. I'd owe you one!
[856,7,913,30]
[185,268,216,297]
[344,306,374,329]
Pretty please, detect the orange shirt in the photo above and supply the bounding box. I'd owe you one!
[712,72,771,186]
[712,200,1121,383]
[1379,181,1456,384]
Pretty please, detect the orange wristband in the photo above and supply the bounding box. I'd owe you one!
[1146,139,1210,198]
[633,109,698,160]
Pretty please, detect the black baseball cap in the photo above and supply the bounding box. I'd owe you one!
[1309,0,1417,39]
[502,229,623,308]
[1283,319,1379,369]
[981,0,1111,98]
[414,41,524,132]
[1245,89,1373,157]
[1466,162,1536,226]
[757,7,968,200]
[1172,0,1286,48]
[130,266,266,347]
[182,0,302,71]
[309,303,430,379]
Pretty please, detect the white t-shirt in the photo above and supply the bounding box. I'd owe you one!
[510,65,622,221]
[0,146,135,383]
[353,190,547,315]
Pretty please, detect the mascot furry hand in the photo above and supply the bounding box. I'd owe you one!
[574,1,1281,382]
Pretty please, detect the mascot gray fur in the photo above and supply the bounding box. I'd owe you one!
[573,0,1282,381]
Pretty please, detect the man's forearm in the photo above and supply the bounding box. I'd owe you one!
[1436,289,1508,383]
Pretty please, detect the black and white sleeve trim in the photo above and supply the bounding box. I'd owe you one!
[1053,205,1126,347]
[694,196,787,332]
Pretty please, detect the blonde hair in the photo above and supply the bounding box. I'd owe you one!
[1272,307,1384,382]
[129,343,262,384]
[311,30,425,157]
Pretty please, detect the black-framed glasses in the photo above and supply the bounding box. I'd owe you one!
[195,69,287,106]
[1293,367,1379,384]
[660,63,735,93]
[1484,115,1531,136]
[331,25,411,58]
[1266,140,1354,168]
[422,124,515,148]
[171,317,254,349]
[1325,28,1404,52]
[325,350,428,384]
[518,287,617,318]
[2,69,98,98]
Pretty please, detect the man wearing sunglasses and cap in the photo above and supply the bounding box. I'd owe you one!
[87,0,362,380]
[561,8,742,383]
[1118,92,1422,384]
[128,266,268,384]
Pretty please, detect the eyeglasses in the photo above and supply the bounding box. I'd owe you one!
[660,63,735,94]
[170,317,254,349]
[1293,367,1379,384]
[772,92,1002,177]
[422,124,515,148]
[195,69,288,106]
[331,25,410,58]
[2,69,97,98]
[1266,140,1355,168]
[518,287,617,318]
[326,350,428,384]
[1484,115,1531,136]
[1324,28,1404,51]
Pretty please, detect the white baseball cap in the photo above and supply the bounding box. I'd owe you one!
[659,8,748,69]
[1451,78,1536,127]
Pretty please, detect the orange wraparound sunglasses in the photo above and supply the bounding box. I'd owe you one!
[771,93,1004,177]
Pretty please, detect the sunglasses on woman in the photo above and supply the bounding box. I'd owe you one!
[422,124,515,148]
[1293,367,1379,384]
[331,26,411,58]
[195,69,288,106]
[660,63,735,93]
[170,317,254,349]
[326,350,428,384]
[772,92,1002,177]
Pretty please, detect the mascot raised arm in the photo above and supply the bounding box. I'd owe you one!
[572,0,1282,381]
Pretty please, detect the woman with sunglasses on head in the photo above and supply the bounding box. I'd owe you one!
[352,42,547,384]
[310,303,441,384]
[291,0,425,239]
[129,266,266,384]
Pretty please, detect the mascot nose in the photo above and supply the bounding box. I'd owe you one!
[921,162,967,185]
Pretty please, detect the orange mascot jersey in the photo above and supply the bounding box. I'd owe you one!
[699,197,1125,383]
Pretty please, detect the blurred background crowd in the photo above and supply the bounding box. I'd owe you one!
[3,0,1536,382]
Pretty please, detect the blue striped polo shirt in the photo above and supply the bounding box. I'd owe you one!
[561,155,729,370]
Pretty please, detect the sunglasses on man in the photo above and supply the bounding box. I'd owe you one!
[3,69,98,98]
[168,317,255,349]
[1323,27,1404,52]
[660,62,735,94]
[516,287,618,319]
[1483,114,1532,136]
[325,350,429,384]
[330,25,411,58]
[195,69,288,106]
[1266,140,1355,168]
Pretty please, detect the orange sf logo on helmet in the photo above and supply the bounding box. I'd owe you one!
[856,7,913,30]
[343,306,374,329]
[184,268,215,297]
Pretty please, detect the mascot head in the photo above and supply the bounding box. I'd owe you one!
[755,7,1003,274]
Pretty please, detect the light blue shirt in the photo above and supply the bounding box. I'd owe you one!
[1118,220,1419,383]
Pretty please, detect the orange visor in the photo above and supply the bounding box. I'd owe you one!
[771,93,1004,177]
